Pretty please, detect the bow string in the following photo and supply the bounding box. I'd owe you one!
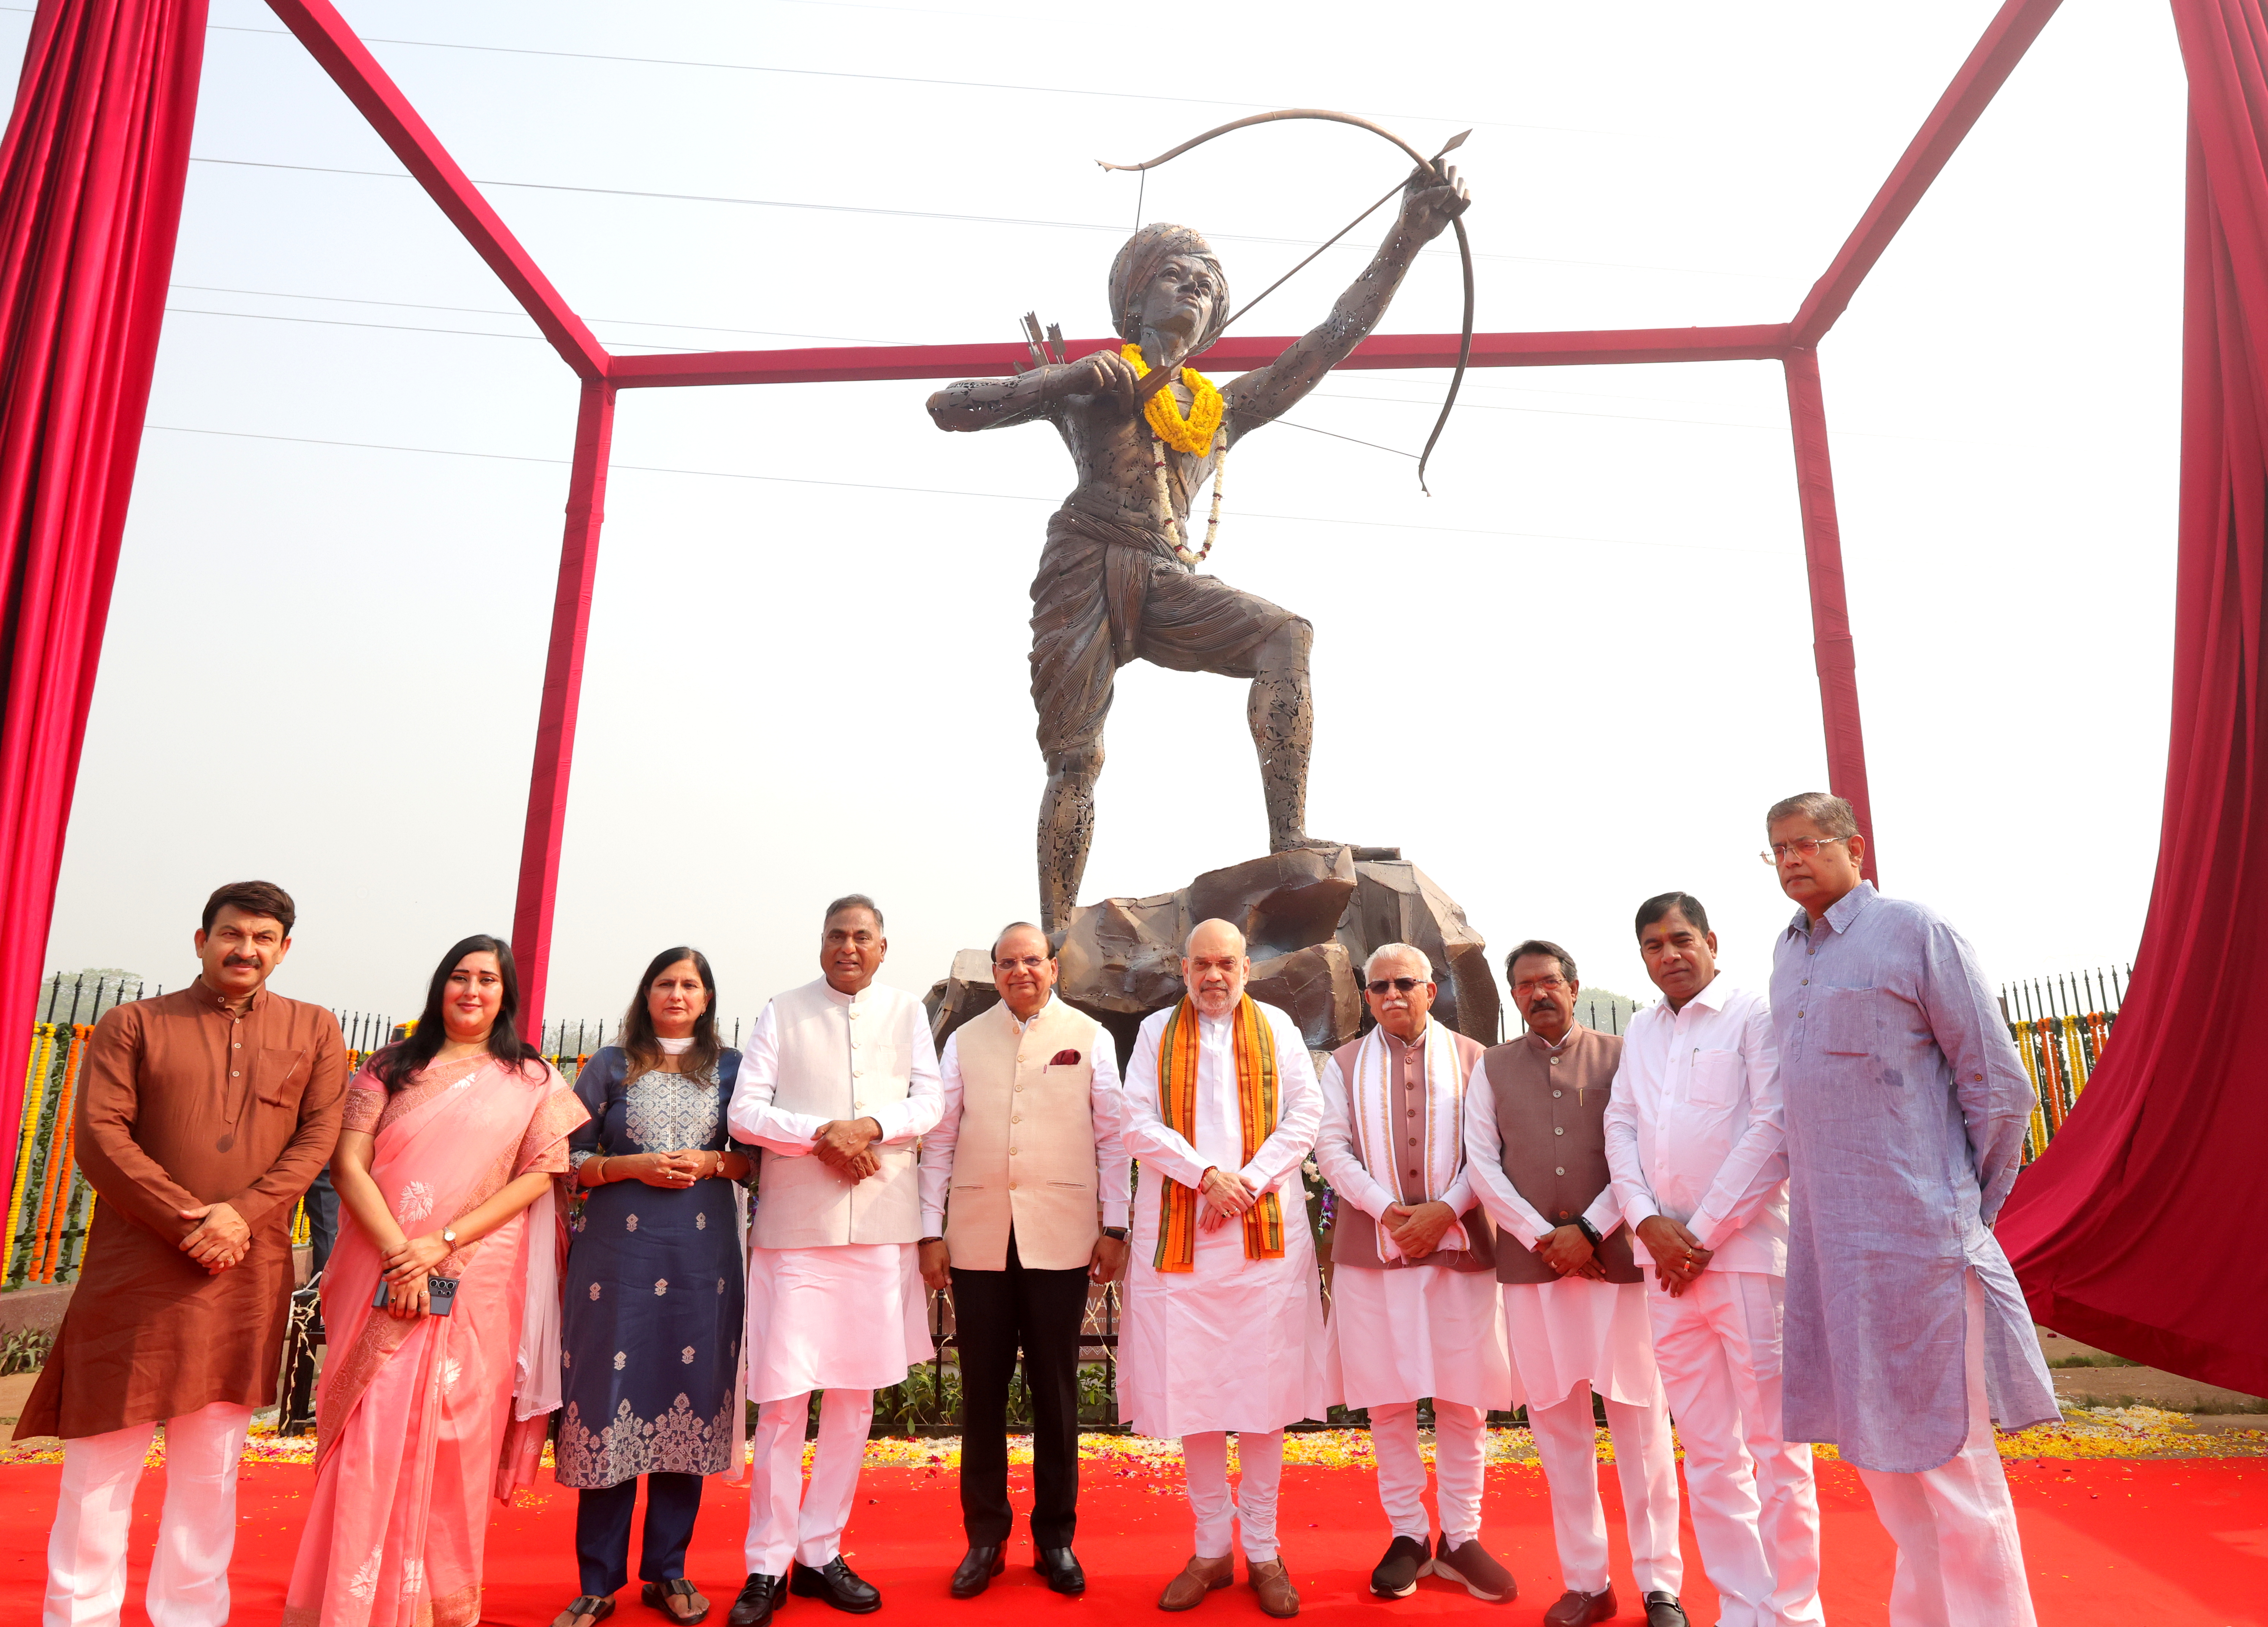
[1100,109,1475,494]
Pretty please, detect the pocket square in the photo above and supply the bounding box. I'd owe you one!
[1048,1048,1082,1067]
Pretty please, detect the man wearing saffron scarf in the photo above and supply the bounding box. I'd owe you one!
[926,159,1471,934]
[1121,918,1334,1618]
[1315,943,1512,1603]
[1467,940,1686,1627]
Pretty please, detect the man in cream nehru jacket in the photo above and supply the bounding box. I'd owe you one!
[727,895,943,1625]
[1121,919,1334,1619]
[918,922,1130,1600]
[1315,943,1513,1604]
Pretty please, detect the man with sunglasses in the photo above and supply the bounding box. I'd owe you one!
[1466,941,1685,1627]
[916,922,1130,1600]
[1604,892,1821,1627]
[1315,945,1512,1603]
[1764,793,2054,1627]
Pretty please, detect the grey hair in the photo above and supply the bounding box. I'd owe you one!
[1184,918,1247,957]
[822,893,885,933]
[1765,792,1859,841]
[1363,942,1434,980]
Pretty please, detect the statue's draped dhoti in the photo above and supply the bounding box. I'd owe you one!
[1028,507,1303,757]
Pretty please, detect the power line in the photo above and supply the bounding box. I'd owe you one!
[189,18,1604,138]
[185,156,1782,282]
[141,423,1771,555]
[170,283,908,346]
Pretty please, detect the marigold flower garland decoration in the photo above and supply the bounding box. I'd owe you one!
[1120,343,1228,567]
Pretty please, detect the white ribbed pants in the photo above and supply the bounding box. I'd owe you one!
[1528,1383,1682,1597]
[43,1401,252,1627]
[1371,1400,1487,1546]
[1648,1270,1823,1627]
[1853,1272,2038,1627]
[745,1389,873,1575]
[1182,1429,1285,1561]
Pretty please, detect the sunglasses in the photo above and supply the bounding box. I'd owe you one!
[1365,977,1426,996]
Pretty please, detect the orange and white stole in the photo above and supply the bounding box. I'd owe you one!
[1153,993,1285,1271]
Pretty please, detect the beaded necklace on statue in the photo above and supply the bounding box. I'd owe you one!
[1121,342,1228,567]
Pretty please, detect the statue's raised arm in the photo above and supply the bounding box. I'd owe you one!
[1221,165,1468,439]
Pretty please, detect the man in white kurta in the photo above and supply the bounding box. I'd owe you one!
[1315,943,1514,1603]
[1467,940,1685,1627]
[1122,919,1335,1619]
[1604,893,1822,1627]
[726,895,943,1625]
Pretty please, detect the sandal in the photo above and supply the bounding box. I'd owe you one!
[555,1597,616,1627]
[643,1579,710,1625]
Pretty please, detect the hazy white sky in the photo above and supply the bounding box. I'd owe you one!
[23,0,2185,1036]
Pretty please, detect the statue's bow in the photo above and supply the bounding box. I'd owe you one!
[1101,108,1475,494]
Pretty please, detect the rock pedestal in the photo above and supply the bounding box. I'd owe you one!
[924,847,1499,1065]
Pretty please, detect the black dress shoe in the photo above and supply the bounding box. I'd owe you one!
[1035,1547,1086,1596]
[789,1557,881,1615]
[1644,1591,1689,1627]
[726,1575,782,1627]
[1369,1535,1429,1598]
[951,1545,1005,1600]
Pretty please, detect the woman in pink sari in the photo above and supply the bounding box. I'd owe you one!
[285,934,588,1627]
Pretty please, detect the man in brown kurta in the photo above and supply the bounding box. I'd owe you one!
[25,880,347,1627]
[1463,940,1685,1627]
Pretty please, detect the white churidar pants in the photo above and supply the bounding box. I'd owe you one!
[1370,1400,1487,1546]
[1182,1429,1286,1561]
[744,1389,873,1575]
[1527,1383,1682,1597]
[43,1401,253,1627]
[1852,1271,2038,1627]
[1648,1269,1823,1627]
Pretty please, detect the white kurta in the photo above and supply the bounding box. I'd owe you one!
[1464,1055,1661,1412]
[732,994,942,1403]
[1118,999,1339,1437]
[1314,1028,1508,1415]
[1328,1264,1507,1413]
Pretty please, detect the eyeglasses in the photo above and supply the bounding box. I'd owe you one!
[1761,836,1851,866]
[993,956,1050,973]
[1511,975,1569,996]
[1365,977,1426,996]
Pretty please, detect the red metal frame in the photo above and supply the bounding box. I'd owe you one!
[258,0,2065,1020]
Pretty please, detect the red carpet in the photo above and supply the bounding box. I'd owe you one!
[0,1457,2260,1625]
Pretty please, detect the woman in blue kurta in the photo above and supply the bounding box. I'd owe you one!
[555,949,753,1627]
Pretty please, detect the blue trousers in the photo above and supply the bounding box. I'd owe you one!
[576,1472,706,1596]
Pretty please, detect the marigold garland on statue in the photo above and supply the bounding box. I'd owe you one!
[1119,343,1223,454]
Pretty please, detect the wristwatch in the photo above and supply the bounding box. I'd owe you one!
[441,1226,458,1248]
[1572,1216,1602,1249]
[1101,1226,1129,1240]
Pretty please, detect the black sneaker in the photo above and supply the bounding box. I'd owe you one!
[1369,1535,1430,1598]
[1433,1534,1516,1603]
[788,1557,880,1615]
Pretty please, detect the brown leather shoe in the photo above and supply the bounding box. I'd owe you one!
[1246,1558,1300,1619]
[1157,1554,1234,1611]
[1542,1586,1617,1627]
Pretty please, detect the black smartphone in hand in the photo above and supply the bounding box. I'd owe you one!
[372,1277,459,1316]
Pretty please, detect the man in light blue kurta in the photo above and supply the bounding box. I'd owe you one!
[1763,792,2055,1627]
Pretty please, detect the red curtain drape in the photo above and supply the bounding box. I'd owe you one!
[0,0,207,1202]
[1999,0,2268,1397]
